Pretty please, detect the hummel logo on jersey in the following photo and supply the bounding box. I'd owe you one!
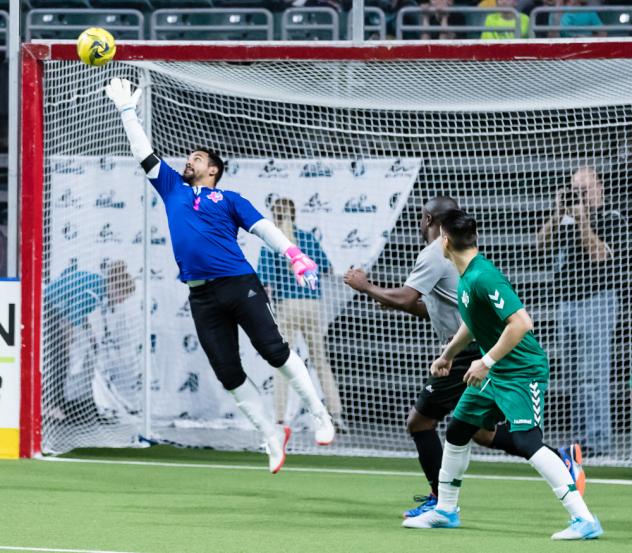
[461,290,470,307]
[488,290,505,309]
[530,382,542,425]
[207,191,223,203]
[248,289,257,298]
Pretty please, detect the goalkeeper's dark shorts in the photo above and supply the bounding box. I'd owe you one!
[188,273,290,391]
[414,344,481,421]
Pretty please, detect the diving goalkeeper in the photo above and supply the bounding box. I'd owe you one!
[105,77,335,474]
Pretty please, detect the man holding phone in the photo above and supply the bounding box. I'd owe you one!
[537,167,628,457]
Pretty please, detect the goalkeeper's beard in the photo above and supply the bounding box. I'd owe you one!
[182,168,194,184]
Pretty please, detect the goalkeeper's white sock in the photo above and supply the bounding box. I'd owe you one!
[528,447,594,522]
[277,350,327,416]
[229,379,276,440]
[436,441,471,512]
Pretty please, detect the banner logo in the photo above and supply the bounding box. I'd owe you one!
[300,161,333,178]
[350,159,366,177]
[176,301,191,318]
[389,192,402,210]
[183,334,199,353]
[97,223,122,243]
[259,160,288,178]
[0,303,15,347]
[55,189,82,208]
[99,157,116,171]
[179,373,200,393]
[51,160,84,174]
[225,160,240,176]
[95,190,125,209]
[301,193,332,213]
[341,229,370,249]
[62,222,78,241]
[385,159,417,178]
[344,194,377,213]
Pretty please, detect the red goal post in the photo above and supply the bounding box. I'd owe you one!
[20,40,632,463]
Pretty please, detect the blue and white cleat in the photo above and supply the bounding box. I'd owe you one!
[551,517,603,540]
[559,443,586,496]
[402,508,460,529]
[403,494,437,519]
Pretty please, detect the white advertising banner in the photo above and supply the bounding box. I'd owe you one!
[48,157,420,437]
[0,279,20,458]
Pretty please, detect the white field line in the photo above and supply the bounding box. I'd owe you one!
[40,456,632,486]
[0,547,141,553]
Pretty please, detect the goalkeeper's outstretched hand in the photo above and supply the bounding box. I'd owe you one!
[285,246,319,290]
[105,77,142,113]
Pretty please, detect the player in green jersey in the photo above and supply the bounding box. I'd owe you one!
[405,209,602,540]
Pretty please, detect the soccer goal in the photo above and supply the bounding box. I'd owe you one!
[20,40,632,466]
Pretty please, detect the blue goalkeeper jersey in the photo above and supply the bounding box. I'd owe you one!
[149,160,264,281]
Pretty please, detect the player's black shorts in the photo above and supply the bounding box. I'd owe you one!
[188,273,290,391]
[414,343,481,421]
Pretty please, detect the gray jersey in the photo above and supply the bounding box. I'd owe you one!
[404,237,462,344]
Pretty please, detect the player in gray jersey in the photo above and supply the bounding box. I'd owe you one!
[344,196,580,520]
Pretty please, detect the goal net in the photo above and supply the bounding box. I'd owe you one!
[22,41,632,466]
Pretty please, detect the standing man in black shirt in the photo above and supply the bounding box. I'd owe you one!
[537,166,628,456]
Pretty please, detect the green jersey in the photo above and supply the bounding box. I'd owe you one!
[457,254,548,379]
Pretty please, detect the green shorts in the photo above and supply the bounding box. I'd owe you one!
[452,376,547,432]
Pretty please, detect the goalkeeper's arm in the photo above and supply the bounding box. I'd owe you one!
[250,219,319,290]
[105,78,160,178]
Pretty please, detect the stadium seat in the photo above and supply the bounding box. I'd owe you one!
[151,8,273,41]
[0,1,32,10]
[150,0,213,8]
[26,9,145,40]
[281,7,340,41]
[90,0,156,12]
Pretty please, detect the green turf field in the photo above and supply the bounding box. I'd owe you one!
[1,447,630,553]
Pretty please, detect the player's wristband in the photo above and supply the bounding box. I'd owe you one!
[482,353,496,369]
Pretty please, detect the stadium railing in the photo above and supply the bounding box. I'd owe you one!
[281,7,339,41]
[151,8,274,41]
[396,7,523,40]
[26,9,144,40]
[343,6,385,41]
[529,6,632,38]
[29,0,91,7]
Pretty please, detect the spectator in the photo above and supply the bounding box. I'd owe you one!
[559,0,606,38]
[100,259,141,414]
[421,0,466,39]
[257,198,347,432]
[531,0,564,38]
[481,0,530,38]
[366,0,421,38]
[43,259,136,425]
[537,167,628,456]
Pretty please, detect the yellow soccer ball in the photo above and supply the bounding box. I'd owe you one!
[76,27,116,67]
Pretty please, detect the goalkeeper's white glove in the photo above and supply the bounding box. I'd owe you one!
[105,77,142,114]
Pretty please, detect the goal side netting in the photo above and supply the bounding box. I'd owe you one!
[25,42,632,466]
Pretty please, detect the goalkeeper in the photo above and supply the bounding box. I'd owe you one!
[105,77,335,474]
